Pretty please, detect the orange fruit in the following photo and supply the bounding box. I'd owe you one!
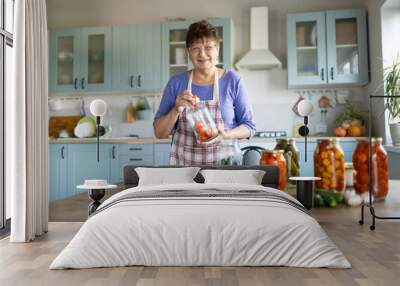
[347,125,362,137]
[334,127,346,137]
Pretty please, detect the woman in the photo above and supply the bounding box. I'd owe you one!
[154,20,256,165]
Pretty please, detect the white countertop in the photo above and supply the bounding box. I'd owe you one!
[49,136,367,144]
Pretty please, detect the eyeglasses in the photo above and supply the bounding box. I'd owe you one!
[189,44,217,55]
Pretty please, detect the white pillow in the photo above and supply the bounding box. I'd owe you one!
[135,167,200,186]
[200,169,266,185]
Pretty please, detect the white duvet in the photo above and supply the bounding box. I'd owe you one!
[50,183,351,269]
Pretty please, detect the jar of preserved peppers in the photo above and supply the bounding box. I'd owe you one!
[314,138,345,192]
[274,138,300,182]
[352,138,388,200]
[260,150,287,191]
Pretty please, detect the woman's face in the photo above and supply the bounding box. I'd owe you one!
[188,37,219,71]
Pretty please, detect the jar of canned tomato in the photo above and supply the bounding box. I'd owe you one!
[352,138,388,200]
[260,150,287,191]
[314,138,345,192]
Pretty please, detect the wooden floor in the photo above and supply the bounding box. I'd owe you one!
[1,183,400,286]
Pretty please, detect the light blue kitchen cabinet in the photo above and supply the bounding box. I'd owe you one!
[154,143,171,165]
[49,27,112,92]
[287,9,368,87]
[67,144,112,195]
[110,144,120,183]
[297,140,358,176]
[161,18,232,87]
[298,142,316,177]
[80,27,112,91]
[49,29,81,93]
[117,144,155,182]
[112,23,162,91]
[287,12,327,86]
[340,141,357,163]
[49,144,68,202]
[325,10,368,85]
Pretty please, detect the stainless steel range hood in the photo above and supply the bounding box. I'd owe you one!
[235,6,282,70]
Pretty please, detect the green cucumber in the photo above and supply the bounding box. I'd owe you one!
[319,190,337,208]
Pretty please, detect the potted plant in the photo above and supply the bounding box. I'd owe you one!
[384,60,400,146]
[136,97,152,120]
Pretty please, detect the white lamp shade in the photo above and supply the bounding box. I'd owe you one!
[90,99,107,117]
[297,99,314,117]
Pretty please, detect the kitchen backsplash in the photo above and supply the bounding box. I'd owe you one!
[49,70,368,138]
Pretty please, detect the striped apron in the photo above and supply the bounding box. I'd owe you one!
[169,70,224,165]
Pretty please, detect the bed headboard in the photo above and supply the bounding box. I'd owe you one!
[123,165,280,189]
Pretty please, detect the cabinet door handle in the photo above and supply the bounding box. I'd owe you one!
[137,75,142,87]
[330,67,334,80]
[321,68,324,81]
[74,78,78,89]
[61,146,65,159]
[129,147,142,151]
[129,158,143,161]
[130,75,134,88]
[81,77,85,89]
[112,146,116,159]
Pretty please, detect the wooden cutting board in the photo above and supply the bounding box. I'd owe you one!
[49,116,82,139]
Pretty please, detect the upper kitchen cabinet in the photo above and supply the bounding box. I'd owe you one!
[112,23,162,91]
[287,9,368,87]
[49,27,112,93]
[161,18,232,87]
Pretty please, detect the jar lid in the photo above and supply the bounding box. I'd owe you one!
[344,162,353,169]
[316,138,334,142]
[357,137,382,143]
[262,149,283,154]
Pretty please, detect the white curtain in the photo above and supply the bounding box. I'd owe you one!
[9,0,49,242]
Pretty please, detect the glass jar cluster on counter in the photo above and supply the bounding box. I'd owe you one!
[260,150,287,191]
[314,138,345,192]
[352,138,388,200]
[274,138,300,185]
[186,95,219,142]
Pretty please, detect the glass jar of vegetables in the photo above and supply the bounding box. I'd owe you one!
[186,96,219,142]
[274,138,300,184]
[352,138,388,200]
[314,138,345,192]
[260,150,287,191]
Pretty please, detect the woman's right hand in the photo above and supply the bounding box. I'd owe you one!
[174,90,196,114]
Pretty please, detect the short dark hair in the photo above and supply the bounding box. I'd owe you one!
[186,20,220,48]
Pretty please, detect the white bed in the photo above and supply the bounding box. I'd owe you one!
[50,183,351,269]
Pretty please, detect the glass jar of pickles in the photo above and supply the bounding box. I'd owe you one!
[314,138,345,192]
[260,150,287,191]
[274,138,300,183]
[352,138,388,200]
[186,96,219,142]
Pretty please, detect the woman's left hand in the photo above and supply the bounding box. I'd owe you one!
[197,126,231,145]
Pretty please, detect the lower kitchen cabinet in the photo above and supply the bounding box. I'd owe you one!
[154,143,171,165]
[297,140,357,177]
[49,143,157,201]
[49,144,68,201]
[68,144,112,195]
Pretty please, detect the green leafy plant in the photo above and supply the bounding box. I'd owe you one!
[384,60,400,121]
[334,100,368,127]
[136,97,148,111]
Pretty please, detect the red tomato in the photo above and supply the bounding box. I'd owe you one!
[194,121,203,132]
[211,128,218,137]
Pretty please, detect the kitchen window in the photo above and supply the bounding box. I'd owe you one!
[0,0,14,233]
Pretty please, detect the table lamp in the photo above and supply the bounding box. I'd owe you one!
[90,99,107,162]
[297,99,314,162]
